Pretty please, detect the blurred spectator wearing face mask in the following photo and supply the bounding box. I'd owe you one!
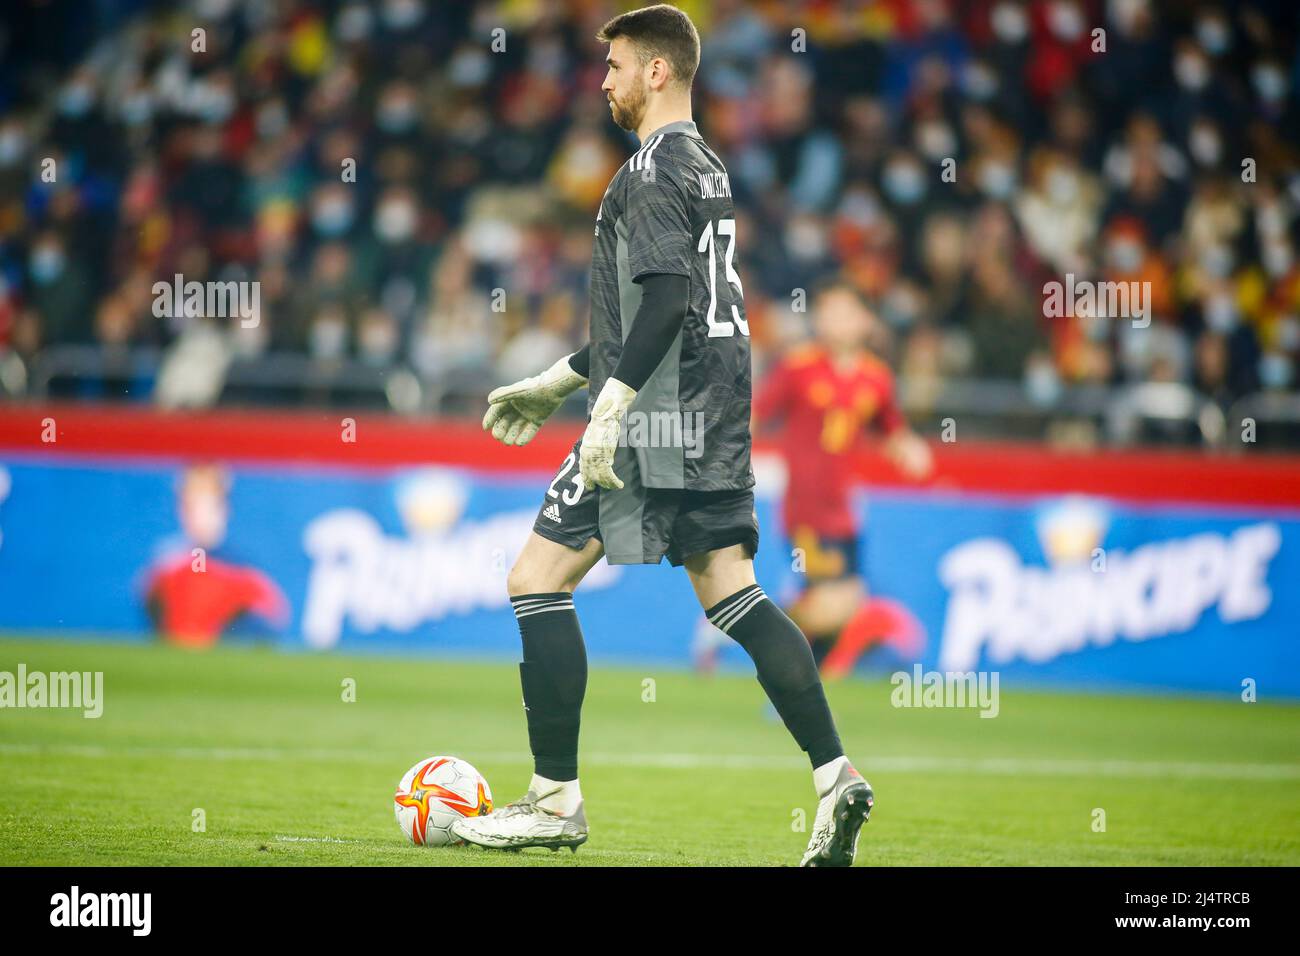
[28,231,94,344]
[1183,177,1247,269]
[1016,147,1102,274]
[411,237,496,381]
[308,182,357,242]
[1101,216,1173,320]
[879,150,931,262]
[1162,37,1242,143]
[288,241,360,353]
[755,55,842,214]
[1103,116,1189,250]
[963,205,1047,380]
[918,213,970,328]
[352,186,435,333]
[1024,0,1098,106]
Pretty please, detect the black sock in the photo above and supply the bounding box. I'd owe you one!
[808,632,837,666]
[511,592,587,782]
[707,585,844,768]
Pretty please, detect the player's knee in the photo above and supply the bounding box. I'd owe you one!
[506,557,572,598]
[505,560,537,597]
[797,579,862,632]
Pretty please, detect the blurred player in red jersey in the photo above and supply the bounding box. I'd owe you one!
[750,280,932,677]
[144,463,288,647]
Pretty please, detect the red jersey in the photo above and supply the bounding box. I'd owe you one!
[754,344,905,539]
[146,554,288,647]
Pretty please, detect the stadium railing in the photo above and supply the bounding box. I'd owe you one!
[10,344,1300,450]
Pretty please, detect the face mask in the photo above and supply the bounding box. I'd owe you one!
[979,162,1016,199]
[310,314,348,359]
[375,201,417,242]
[449,48,490,88]
[1189,125,1221,165]
[383,0,423,29]
[1204,293,1237,332]
[121,93,154,127]
[1175,54,1210,91]
[1025,357,1063,405]
[196,0,235,18]
[378,100,417,133]
[1107,238,1142,272]
[199,89,235,123]
[784,219,827,262]
[1047,1,1085,41]
[0,128,26,166]
[30,247,66,284]
[1196,17,1231,56]
[916,122,956,161]
[1082,312,1108,341]
[337,3,374,41]
[58,85,94,118]
[1277,316,1300,351]
[841,190,881,228]
[257,102,289,138]
[1259,352,1293,389]
[1201,245,1233,279]
[963,61,998,101]
[884,285,921,327]
[1047,168,1079,204]
[884,163,925,205]
[1263,242,1293,278]
[1252,64,1288,104]
[313,198,355,237]
[1257,203,1286,239]
[991,2,1029,43]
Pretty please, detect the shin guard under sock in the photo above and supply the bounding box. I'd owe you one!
[511,592,588,781]
[706,585,845,768]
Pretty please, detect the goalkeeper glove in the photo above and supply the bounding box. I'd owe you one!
[579,377,637,490]
[482,354,588,446]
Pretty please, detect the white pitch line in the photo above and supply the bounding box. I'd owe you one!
[2,741,1298,781]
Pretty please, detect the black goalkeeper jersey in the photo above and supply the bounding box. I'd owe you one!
[588,119,754,493]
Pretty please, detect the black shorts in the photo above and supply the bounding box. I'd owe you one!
[533,440,759,567]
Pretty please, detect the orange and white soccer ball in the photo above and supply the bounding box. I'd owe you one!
[394,756,493,846]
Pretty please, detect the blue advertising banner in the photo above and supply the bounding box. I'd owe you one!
[0,455,1295,696]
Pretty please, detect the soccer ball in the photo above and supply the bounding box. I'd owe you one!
[394,756,493,846]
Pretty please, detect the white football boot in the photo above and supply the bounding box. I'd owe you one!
[800,762,873,867]
[451,786,588,853]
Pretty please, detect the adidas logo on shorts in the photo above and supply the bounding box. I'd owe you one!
[543,504,562,523]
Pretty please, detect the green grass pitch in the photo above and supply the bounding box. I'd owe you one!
[1,637,1297,866]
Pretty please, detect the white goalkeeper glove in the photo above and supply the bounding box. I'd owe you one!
[482,354,588,446]
[580,377,637,490]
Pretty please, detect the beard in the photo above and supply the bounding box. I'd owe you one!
[609,78,647,132]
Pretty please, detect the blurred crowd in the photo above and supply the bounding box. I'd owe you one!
[0,0,1298,424]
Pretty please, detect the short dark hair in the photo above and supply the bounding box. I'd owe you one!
[597,4,700,90]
